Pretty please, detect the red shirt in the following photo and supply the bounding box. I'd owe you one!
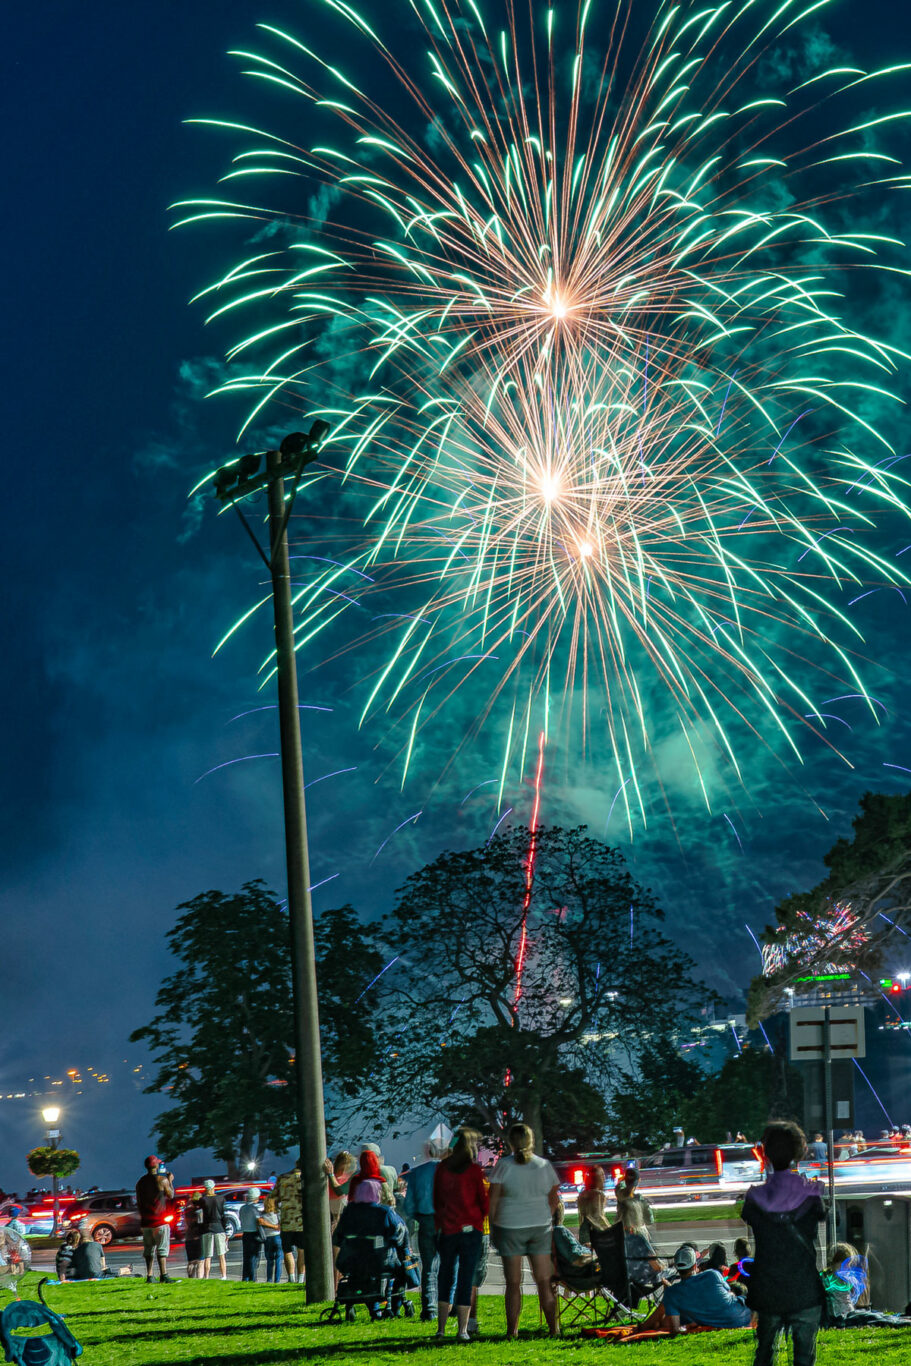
[433,1161,489,1235]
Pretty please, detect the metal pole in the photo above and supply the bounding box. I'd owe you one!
[266,449,333,1303]
[49,1129,59,1238]
[823,1006,836,1249]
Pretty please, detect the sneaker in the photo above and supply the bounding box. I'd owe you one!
[457,1332,471,1343]
[159,1275,176,1284]
[431,1330,447,1342]
[466,1320,480,1337]
[420,1309,435,1323]
[146,1275,153,1284]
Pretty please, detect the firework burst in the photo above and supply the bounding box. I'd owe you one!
[178,0,911,826]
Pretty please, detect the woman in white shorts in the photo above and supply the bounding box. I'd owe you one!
[488,1123,560,1337]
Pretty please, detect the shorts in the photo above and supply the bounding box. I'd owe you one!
[492,1224,552,1258]
[201,1232,227,1258]
[281,1230,305,1252]
[472,1233,490,1287]
[142,1225,171,1258]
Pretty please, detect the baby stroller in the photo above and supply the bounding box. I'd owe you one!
[321,1206,418,1324]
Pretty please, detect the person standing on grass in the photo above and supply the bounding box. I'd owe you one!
[277,1157,305,1284]
[323,1151,356,1234]
[466,1185,491,1340]
[259,1193,282,1283]
[135,1155,175,1284]
[742,1121,825,1366]
[402,1139,447,1321]
[431,1128,489,1343]
[199,1180,229,1281]
[488,1122,560,1339]
[184,1194,203,1278]
[239,1187,263,1282]
[659,1244,752,1334]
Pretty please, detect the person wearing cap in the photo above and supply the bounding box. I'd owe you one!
[239,1188,263,1282]
[659,1244,753,1335]
[199,1179,229,1280]
[135,1155,175,1284]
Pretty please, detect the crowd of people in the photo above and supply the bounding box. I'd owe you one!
[4,1118,911,1355]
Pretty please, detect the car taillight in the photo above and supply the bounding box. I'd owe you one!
[611,1166,623,1182]
[164,1214,174,1223]
[572,1168,585,1186]
[67,1211,87,1223]
[714,1149,723,1177]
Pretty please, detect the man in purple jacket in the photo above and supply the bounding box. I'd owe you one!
[742,1122,825,1366]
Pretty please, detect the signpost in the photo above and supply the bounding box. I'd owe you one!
[790,1006,865,1246]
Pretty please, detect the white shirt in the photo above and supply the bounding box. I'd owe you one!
[489,1153,558,1228]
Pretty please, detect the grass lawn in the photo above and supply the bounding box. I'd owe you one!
[651,1205,742,1225]
[11,1274,909,1366]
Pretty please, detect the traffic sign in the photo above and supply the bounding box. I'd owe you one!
[789,1006,865,1061]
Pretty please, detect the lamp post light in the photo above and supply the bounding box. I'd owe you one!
[213,423,333,1302]
[41,1106,62,1236]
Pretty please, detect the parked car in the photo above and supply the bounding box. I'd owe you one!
[60,1191,143,1245]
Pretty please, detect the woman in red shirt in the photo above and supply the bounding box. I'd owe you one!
[431,1129,489,1342]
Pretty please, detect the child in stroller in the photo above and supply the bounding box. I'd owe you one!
[324,1158,418,1322]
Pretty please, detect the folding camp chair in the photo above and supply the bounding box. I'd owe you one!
[591,1223,659,1324]
[550,1243,609,1333]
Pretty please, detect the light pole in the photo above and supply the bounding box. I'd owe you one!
[213,423,333,1302]
[41,1106,62,1237]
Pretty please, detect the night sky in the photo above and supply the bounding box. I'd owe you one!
[4,0,911,1192]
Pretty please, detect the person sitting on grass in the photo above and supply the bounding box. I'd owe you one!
[822,1242,911,1329]
[70,1231,134,1280]
[56,1232,79,1283]
[551,1202,599,1286]
[656,1244,753,1335]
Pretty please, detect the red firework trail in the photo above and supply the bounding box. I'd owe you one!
[513,729,546,1007]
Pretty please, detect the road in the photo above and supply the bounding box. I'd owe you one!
[28,1217,745,1294]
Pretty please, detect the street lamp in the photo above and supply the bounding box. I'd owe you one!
[213,423,333,1302]
[41,1106,62,1236]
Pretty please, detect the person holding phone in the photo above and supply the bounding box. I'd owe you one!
[135,1155,175,1284]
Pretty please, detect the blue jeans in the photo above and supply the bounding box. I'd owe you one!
[415,1216,440,1312]
[264,1236,282,1283]
[241,1232,262,1281]
[437,1228,482,1308]
[753,1306,820,1366]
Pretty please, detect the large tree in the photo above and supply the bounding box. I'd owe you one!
[132,884,386,1173]
[605,1042,707,1150]
[349,825,708,1150]
[748,791,911,1023]
[679,1046,804,1141]
[130,882,297,1175]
